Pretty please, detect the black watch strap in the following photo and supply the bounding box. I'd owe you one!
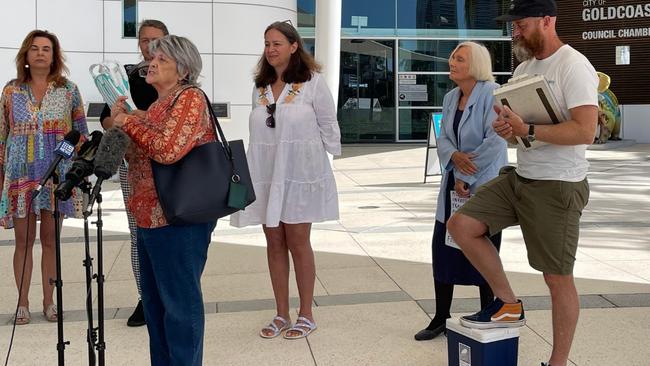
[527,124,536,143]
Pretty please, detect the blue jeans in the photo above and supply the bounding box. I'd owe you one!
[137,221,216,366]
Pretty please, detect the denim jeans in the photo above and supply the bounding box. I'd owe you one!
[137,221,216,366]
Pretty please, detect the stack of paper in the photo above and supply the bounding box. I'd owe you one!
[493,74,568,150]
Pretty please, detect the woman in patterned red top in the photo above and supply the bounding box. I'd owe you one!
[0,30,88,325]
[113,35,216,366]
[100,19,169,328]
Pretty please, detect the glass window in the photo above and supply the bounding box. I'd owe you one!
[399,109,437,140]
[399,40,512,73]
[342,0,396,37]
[303,38,315,56]
[397,0,509,37]
[122,0,137,38]
[398,74,455,107]
[298,0,315,28]
[484,41,512,73]
[339,40,396,143]
[398,40,458,72]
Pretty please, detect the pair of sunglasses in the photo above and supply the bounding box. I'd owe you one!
[266,103,276,128]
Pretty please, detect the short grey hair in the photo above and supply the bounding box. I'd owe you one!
[449,41,495,82]
[149,35,202,86]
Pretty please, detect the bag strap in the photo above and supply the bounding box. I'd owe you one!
[169,86,234,161]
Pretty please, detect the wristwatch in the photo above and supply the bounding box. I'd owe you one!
[527,124,536,142]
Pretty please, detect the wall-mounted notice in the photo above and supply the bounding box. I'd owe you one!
[399,74,417,85]
[616,45,631,65]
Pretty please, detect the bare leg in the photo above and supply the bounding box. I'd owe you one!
[39,210,61,309]
[479,283,495,309]
[284,223,315,337]
[545,273,579,366]
[261,224,291,336]
[447,213,516,303]
[13,214,38,307]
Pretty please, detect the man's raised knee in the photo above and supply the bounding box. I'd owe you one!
[448,213,486,243]
[446,214,462,239]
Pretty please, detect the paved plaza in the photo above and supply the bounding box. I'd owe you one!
[0,143,649,365]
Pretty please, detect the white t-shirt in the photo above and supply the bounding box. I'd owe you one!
[514,45,598,182]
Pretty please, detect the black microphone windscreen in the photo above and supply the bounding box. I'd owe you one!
[64,130,81,145]
[94,127,130,179]
[78,130,103,158]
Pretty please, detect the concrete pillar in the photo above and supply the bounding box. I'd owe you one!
[315,0,342,108]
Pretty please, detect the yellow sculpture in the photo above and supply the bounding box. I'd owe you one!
[596,72,621,143]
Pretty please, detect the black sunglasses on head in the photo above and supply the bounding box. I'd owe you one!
[266,103,276,128]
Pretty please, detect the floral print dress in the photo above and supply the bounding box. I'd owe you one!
[0,80,88,228]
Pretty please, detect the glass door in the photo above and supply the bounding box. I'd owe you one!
[338,39,396,143]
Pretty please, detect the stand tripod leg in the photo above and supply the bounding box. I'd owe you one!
[95,194,106,366]
[85,181,108,365]
[53,199,69,365]
[83,214,97,365]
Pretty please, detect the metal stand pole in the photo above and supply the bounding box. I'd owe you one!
[80,181,97,365]
[52,173,69,365]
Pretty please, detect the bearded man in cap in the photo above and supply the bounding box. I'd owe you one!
[446,1,598,365]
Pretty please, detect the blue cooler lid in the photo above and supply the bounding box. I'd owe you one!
[446,318,519,343]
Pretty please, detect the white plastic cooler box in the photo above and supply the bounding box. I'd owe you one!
[446,318,519,366]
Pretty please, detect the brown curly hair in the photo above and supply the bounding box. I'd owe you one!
[15,30,68,87]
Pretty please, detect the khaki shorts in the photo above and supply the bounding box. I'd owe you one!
[456,166,589,275]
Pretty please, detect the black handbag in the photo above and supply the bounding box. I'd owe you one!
[151,87,255,225]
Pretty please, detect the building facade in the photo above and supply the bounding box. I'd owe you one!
[555,1,650,142]
[0,0,297,141]
[299,0,512,143]
[10,2,645,144]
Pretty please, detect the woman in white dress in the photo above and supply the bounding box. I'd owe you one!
[231,21,340,339]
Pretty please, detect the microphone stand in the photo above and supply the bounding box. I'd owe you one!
[51,172,70,365]
[80,181,97,366]
[85,184,106,366]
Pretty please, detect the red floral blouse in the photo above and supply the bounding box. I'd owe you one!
[122,86,216,228]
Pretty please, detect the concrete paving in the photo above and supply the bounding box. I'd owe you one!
[0,143,649,365]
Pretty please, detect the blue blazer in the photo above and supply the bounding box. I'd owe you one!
[435,81,508,223]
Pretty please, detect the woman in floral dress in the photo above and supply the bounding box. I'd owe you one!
[0,30,88,324]
[231,21,341,340]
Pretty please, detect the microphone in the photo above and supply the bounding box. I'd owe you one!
[33,130,81,198]
[87,128,130,210]
[78,130,104,158]
[54,130,103,201]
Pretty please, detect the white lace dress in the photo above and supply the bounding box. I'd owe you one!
[230,73,341,228]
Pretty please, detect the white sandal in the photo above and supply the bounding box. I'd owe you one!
[14,306,31,325]
[283,316,317,339]
[259,315,291,339]
[43,304,60,322]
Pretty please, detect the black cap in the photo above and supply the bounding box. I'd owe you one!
[495,0,557,22]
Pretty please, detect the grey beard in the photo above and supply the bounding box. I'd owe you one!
[513,43,533,62]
